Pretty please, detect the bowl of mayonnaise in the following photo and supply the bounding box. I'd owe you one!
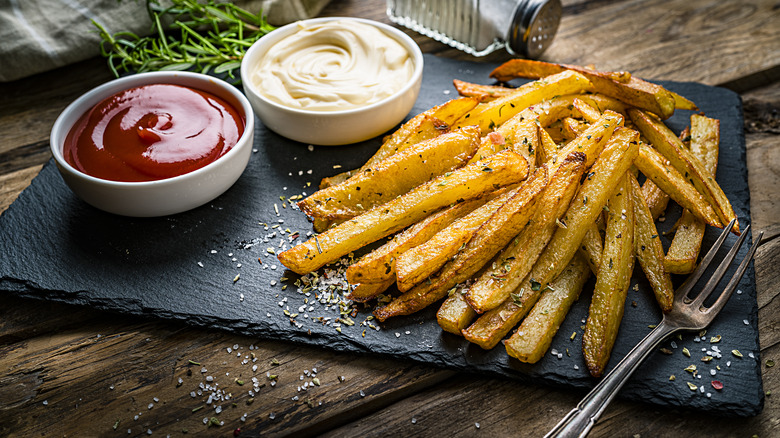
[241,17,423,146]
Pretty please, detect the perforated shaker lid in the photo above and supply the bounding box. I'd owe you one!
[506,0,562,59]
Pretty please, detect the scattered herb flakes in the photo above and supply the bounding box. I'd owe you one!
[669,375,676,381]
[687,382,698,391]
[710,335,722,343]
[767,359,776,368]
[682,347,691,357]
[732,350,744,358]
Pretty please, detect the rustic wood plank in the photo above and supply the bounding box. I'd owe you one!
[0,299,453,437]
[546,0,780,88]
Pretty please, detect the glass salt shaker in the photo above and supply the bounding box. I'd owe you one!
[386,0,562,58]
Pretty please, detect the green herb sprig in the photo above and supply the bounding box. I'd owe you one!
[93,0,275,82]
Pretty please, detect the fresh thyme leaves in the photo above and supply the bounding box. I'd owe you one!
[94,0,274,82]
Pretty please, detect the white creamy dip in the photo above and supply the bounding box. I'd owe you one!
[251,20,415,111]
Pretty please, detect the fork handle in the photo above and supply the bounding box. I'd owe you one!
[545,321,677,438]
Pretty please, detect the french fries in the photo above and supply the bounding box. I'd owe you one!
[630,109,738,233]
[582,174,635,378]
[345,195,488,297]
[276,59,739,379]
[299,126,481,225]
[452,70,591,134]
[374,168,548,321]
[504,254,591,363]
[464,152,586,314]
[395,189,515,292]
[462,129,639,349]
[320,97,479,189]
[278,150,529,275]
[665,115,720,274]
[634,142,721,227]
[628,174,674,312]
[490,59,676,119]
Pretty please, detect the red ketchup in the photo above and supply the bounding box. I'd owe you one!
[64,84,245,182]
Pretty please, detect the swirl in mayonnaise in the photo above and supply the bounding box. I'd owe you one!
[251,20,415,111]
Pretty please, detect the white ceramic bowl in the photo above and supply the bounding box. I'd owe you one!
[241,17,423,146]
[50,71,255,217]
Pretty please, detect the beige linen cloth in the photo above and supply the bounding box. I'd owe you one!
[0,0,331,82]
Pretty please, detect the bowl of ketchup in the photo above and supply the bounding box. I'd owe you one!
[50,71,254,217]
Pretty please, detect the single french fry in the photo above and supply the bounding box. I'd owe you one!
[537,123,558,164]
[562,117,588,140]
[452,79,513,101]
[572,98,603,124]
[300,127,481,224]
[464,152,586,313]
[628,173,674,312]
[374,168,548,321]
[345,195,490,287]
[348,279,395,302]
[579,222,603,274]
[469,117,540,166]
[634,142,721,228]
[278,150,530,275]
[451,70,591,134]
[438,288,478,335]
[490,60,675,119]
[320,97,479,189]
[549,111,624,172]
[583,174,635,378]
[629,109,737,233]
[395,188,516,292]
[641,179,670,220]
[671,91,698,111]
[504,253,591,363]
[462,130,639,349]
[665,115,720,274]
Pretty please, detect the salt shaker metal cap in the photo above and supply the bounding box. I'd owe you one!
[507,0,562,58]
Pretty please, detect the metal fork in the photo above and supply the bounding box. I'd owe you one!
[545,219,763,438]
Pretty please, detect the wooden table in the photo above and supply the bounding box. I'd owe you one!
[1,0,778,436]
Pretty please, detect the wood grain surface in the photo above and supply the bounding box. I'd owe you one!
[1,1,778,437]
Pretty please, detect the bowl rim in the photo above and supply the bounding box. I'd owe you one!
[50,71,255,187]
[240,16,424,116]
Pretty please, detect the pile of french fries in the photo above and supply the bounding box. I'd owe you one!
[278,59,737,378]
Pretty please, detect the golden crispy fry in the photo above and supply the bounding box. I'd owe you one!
[628,173,674,312]
[464,152,586,313]
[583,174,635,377]
[490,60,675,119]
[634,142,721,228]
[537,124,558,164]
[320,97,479,189]
[468,117,540,166]
[395,188,516,292]
[671,91,698,111]
[438,289,478,335]
[629,109,737,233]
[579,222,603,274]
[551,111,623,171]
[504,254,591,363]
[278,150,530,275]
[462,130,639,349]
[300,127,480,225]
[452,79,512,101]
[345,195,489,287]
[562,117,587,140]
[641,179,670,220]
[374,168,549,321]
[451,70,591,134]
[348,279,395,302]
[572,98,602,124]
[665,115,720,274]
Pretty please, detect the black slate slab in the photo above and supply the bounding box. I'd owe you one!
[0,54,762,416]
